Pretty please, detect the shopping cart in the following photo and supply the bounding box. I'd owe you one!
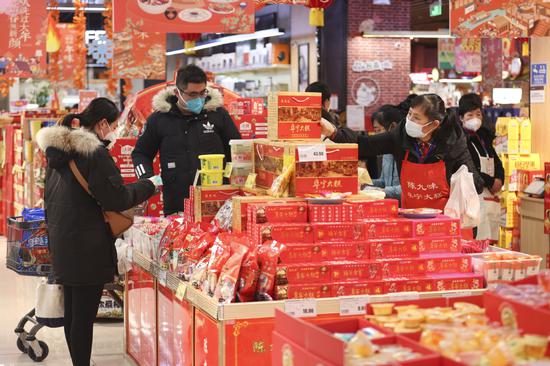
[6,216,51,362]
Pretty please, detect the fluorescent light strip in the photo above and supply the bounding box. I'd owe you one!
[166,28,284,56]
[363,30,452,39]
[47,6,107,12]
[439,78,481,84]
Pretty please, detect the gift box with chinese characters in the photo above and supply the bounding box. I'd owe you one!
[193,185,241,223]
[247,201,308,233]
[418,236,461,254]
[274,283,333,300]
[368,238,420,259]
[430,273,483,292]
[346,198,399,219]
[267,92,322,140]
[363,218,414,239]
[410,215,460,237]
[278,242,369,264]
[253,223,314,245]
[424,254,472,275]
[253,139,358,196]
[233,114,268,139]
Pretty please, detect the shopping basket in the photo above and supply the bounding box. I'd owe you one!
[6,216,51,361]
[5,216,51,276]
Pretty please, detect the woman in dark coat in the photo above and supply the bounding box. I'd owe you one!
[36,98,160,366]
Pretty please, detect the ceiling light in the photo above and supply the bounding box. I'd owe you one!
[166,28,285,56]
[363,30,452,39]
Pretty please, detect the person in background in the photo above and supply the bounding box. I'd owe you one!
[369,105,403,202]
[323,94,484,210]
[36,98,161,366]
[132,65,241,215]
[458,93,504,240]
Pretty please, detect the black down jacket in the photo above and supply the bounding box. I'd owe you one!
[132,86,241,215]
[37,126,156,285]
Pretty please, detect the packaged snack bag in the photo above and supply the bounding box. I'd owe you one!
[190,254,211,290]
[237,240,259,303]
[214,240,248,304]
[256,240,284,301]
[204,233,232,296]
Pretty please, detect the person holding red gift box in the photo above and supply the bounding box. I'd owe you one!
[322,94,484,210]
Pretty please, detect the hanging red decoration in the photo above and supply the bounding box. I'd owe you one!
[73,0,87,90]
[0,77,15,98]
[103,0,117,97]
[306,0,333,27]
[123,79,133,97]
[47,0,61,84]
[178,33,201,55]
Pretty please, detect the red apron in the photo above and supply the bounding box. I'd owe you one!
[400,150,450,210]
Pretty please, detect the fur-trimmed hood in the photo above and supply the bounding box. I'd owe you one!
[152,85,223,113]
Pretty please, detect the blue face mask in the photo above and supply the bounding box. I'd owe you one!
[183,97,205,114]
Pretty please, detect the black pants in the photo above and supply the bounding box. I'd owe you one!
[63,284,104,366]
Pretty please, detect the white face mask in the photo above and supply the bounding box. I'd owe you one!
[102,122,117,147]
[463,117,482,132]
[405,117,433,139]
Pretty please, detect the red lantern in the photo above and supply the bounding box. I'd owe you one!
[178,33,201,55]
[306,0,333,27]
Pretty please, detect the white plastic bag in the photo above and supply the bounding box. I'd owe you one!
[115,239,132,275]
[476,188,500,240]
[444,165,480,229]
[35,279,64,328]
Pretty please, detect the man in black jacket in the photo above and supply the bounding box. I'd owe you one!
[132,65,241,215]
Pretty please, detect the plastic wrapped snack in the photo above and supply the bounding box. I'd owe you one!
[204,233,232,296]
[256,240,284,301]
[212,199,233,231]
[213,239,248,304]
[237,241,259,303]
[268,164,294,198]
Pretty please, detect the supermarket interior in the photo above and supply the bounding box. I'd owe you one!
[2,1,550,366]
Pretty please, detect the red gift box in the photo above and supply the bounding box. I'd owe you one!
[274,283,332,300]
[332,261,382,282]
[431,273,484,292]
[331,281,384,297]
[308,203,356,223]
[253,140,284,190]
[313,223,366,243]
[379,258,426,278]
[411,215,461,237]
[278,243,327,264]
[418,236,461,254]
[267,92,322,140]
[347,199,399,219]
[363,218,413,239]
[517,169,543,193]
[326,242,370,261]
[384,277,435,294]
[233,114,268,139]
[425,254,472,274]
[194,186,241,223]
[248,201,308,228]
[275,263,331,285]
[254,223,314,245]
[369,238,420,259]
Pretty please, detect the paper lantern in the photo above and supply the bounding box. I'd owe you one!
[306,0,333,27]
[179,33,201,55]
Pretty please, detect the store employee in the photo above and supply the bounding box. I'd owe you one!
[458,93,504,240]
[322,94,484,210]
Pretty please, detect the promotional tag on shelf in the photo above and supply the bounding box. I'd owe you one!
[388,292,420,302]
[126,246,133,263]
[244,173,257,190]
[224,162,233,178]
[297,145,327,162]
[443,291,472,298]
[284,299,317,318]
[158,270,167,287]
[340,296,369,316]
[175,282,187,301]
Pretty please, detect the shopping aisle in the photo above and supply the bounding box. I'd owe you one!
[0,237,133,366]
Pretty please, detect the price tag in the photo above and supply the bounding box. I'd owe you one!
[244,173,257,189]
[297,145,327,162]
[443,291,473,298]
[224,162,233,178]
[126,246,133,263]
[340,296,369,316]
[158,270,167,287]
[388,292,420,302]
[284,299,317,318]
[175,282,187,301]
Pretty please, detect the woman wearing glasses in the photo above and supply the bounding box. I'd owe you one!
[132,65,241,215]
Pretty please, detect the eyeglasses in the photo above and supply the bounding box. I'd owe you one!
[177,88,209,99]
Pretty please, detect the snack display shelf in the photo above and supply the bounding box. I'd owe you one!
[130,250,486,321]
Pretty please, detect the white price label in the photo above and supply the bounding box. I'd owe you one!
[443,291,473,298]
[175,282,187,301]
[297,145,327,162]
[340,296,369,316]
[284,299,317,318]
[126,246,133,263]
[158,270,167,287]
[388,292,420,302]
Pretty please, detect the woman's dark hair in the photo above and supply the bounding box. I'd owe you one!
[410,93,458,139]
[371,105,403,131]
[397,93,418,115]
[306,81,331,104]
[60,97,120,129]
[458,93,482,117]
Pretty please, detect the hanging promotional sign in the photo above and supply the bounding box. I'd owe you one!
[112,20,166,80]
[455,38,481,73]
[437,38,455,70]
[79,90,99,113]
[113,0,255,34]
[0,0,47,78]
[56,23,79,83]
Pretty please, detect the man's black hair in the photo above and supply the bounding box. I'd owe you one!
[305,81,331,103]
[176,64,207,90]
[458,93,483,117]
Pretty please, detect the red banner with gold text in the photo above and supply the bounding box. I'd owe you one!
[0,0,47,78]
[113,0,255,34]
[56,23,79,83]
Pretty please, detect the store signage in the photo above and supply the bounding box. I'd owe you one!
[493,88,522,105]
[429,0,442,17]
[0,0,47,78]
[79,90,99,113]
[352,59,393,72]
[113,0,255,34]
[531,64,547,87]
[57,24,79,82]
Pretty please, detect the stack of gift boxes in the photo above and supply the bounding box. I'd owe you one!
[495,117,541,250]
[228,98,268,139]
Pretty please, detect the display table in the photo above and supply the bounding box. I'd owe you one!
[124,250,486,366]
[519,194,550,268]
